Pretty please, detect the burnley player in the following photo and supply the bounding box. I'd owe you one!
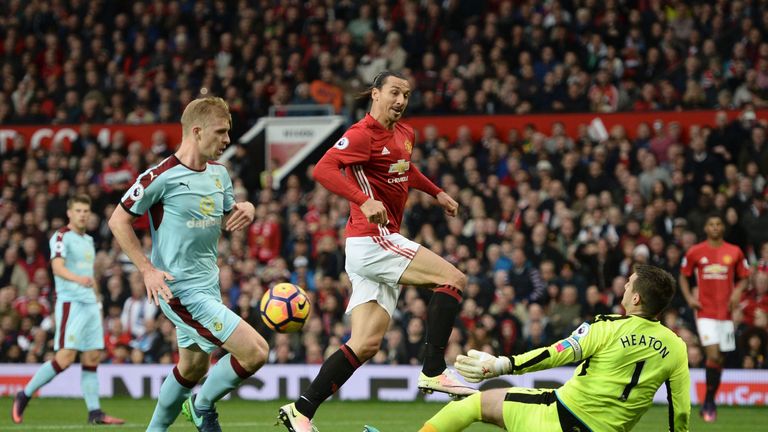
[680,214,750,422]
[110,97,268,432]
[278,71,474,432]
[421,265,690,432]
[12,195,124,426]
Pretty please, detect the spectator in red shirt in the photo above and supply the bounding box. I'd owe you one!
[248,206,282,264]
[103,317,132,362]
[12,283,50,319]
[756,241,768,274]
[741,272,768,327]
[98,152,136,195]
[18,237,46,282]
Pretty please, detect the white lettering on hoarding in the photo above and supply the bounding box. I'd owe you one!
[0,124,180,151]
[0,130,17,153]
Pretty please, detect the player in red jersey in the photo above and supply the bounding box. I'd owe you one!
[679,214,750,422]
[278,71,475,432]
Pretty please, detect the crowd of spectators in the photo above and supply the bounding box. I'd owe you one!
[1,0,768,371]
[3,0,768,132]
[2,106,768,371]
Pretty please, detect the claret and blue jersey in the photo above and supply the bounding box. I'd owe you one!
[120,155,235,295]
[49,227,97,303]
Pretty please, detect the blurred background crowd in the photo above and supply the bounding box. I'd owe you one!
[1,0,768,371]
[3,0,768,131]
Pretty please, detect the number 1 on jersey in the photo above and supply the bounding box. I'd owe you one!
[619,361,646,402]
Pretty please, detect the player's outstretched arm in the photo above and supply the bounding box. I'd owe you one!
[224,201,255,231]
[456,321,605,382]
[108,205,174,305]
[454,349,512,382]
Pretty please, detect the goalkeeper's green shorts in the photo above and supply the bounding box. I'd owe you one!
[502,388,591,431]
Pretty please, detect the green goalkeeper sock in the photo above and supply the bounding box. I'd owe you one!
[421,392,482,432]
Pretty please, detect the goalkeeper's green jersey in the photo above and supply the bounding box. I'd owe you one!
[509,314,690,432]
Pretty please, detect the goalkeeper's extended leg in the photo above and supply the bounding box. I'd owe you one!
[419,392,483,432]
[420,389,507,432]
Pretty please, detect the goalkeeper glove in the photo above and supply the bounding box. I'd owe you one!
[455,349,513,383]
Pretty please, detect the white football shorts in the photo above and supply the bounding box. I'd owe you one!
[344,233,421,316]
[696,318,736,352]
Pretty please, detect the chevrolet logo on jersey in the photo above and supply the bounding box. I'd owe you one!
[388,159,410,175]
[702,263,729,280]
[703,263,728,273]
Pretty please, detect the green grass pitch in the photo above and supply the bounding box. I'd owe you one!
[1,397,765,431]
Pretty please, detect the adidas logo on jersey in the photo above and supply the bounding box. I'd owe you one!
[382,147,391,155]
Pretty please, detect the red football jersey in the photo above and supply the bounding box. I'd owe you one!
[680,241,750,320]
[313,114,441,238]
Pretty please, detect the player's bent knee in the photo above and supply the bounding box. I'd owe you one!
[178,360,209,382]
[55,350,77,369]
[55,358,74,370]
[189,366,209,382]
[446,271,467,291]
[239,335,269,372]
[480,389,506,427]
[355,339,382,362]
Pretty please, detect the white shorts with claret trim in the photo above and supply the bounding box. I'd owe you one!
[696,318,736,352]
[344,233,421,317]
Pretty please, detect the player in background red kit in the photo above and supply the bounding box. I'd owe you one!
[278,71,475,432]
[679,214,750,423]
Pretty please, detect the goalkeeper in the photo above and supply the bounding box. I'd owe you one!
[420,265,690,432]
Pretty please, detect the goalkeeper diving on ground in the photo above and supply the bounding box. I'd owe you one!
[420,264,690,432]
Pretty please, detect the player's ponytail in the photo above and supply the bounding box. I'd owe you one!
[356,70,407,100]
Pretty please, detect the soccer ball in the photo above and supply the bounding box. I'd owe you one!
[259,283,311,333]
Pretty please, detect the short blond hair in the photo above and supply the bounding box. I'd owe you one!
[180,97,232,137]
[67,194,91,209]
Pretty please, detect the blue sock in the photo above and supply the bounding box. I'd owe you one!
[194,354,254,410]
[147,366,196,431]
[24,360,64,397]
[81,365,100,411]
